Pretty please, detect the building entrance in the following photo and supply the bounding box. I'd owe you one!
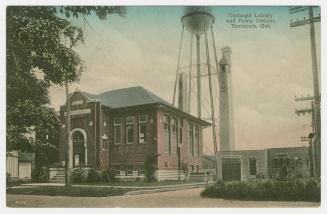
[72,131,85,167]
[222,158,241,181]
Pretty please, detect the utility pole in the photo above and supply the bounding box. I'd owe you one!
[65,82,72,187]
[290,6,320,177]
[294,95,316,176]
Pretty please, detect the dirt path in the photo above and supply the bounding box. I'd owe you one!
[7,187,320,208]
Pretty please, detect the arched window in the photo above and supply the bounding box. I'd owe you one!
[73,131,85,166]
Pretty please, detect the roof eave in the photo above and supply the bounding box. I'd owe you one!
[157,103,211,127]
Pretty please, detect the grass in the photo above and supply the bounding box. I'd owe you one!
[74,180,200,187]
[7,186,130,197]
[7,180,201,197]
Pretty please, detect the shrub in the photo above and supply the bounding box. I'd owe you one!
[101,168,116,182]
[71,168,86,183]
[6,173,11,183]
[201,178,320,202]
[86,168,100,182]
[31,166,49,182]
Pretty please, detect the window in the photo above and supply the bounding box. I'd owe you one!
[114,117,122,125]
[171,117,177,154]
[139,124,147,143]
[114,127,122,144]
[113,165,120,175]
[188,123,200,157]
[164,115,170,153]
[249,158,257,176]
[72,131,85,166]
[126,165,133,176]
[139,114,147,143]
[126,126,134,144]
[114,117,122,144]
[190,165,194,172]
[139,114,147,123]
[179,118,183,144]
[195,165,199,172]
[126,116,134,125]
[139,165,144,175]
[188,123,194,156]
[102,139,108,150]
[194,126,199,156]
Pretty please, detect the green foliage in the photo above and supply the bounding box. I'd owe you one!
[144,155,156,182]
[101,168,116,182]
[72,168,117,183]
[7,186,128,197]
[86,168,100,182]
[201,178,320,202]
[6,6,126,151]
[71,167,86,183]
[31,166,49,182]
[6,173,11,183]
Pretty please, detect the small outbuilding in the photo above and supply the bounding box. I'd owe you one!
[6,150,35,181]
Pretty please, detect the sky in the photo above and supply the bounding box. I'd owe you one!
[48,6,321,154]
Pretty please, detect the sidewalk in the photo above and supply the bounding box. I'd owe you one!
[12,181,213,192]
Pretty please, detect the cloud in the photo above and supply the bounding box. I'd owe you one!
[49,7,319,153]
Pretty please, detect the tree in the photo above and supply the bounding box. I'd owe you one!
[6,6,126,151]
[144,155,157,182]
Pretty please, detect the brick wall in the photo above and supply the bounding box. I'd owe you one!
[108,107,157,171]
[59,92,100,168]
[217,150,268,181]
[59,92,205,178]
[156,109,203,173]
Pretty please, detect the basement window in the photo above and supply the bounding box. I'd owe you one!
[126,165,133,176]
[139,165,144,176]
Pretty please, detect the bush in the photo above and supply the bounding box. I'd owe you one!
[6,173,11,183]
[71,168,86,183]
[201,178,320,202]
[101,168,116,182]
[31,167,49,182]
[86,168,100,182]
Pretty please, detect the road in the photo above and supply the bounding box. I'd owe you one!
[7,187,320,208]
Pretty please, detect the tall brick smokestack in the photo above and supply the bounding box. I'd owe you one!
[218,46,235,151]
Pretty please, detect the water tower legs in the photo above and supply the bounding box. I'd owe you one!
[196,34,201,119]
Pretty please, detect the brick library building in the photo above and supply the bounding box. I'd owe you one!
[59,86,210,180]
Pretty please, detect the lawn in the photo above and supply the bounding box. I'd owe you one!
[7,186,130,197]
[74,180,200,187]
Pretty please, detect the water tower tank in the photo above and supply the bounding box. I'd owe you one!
[181,6,215,35]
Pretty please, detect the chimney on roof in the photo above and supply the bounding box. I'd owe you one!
[178,72,189,112]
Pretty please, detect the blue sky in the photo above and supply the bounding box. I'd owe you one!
[49,6,321,152]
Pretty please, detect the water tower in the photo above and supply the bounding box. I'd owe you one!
[172,6,235,162]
